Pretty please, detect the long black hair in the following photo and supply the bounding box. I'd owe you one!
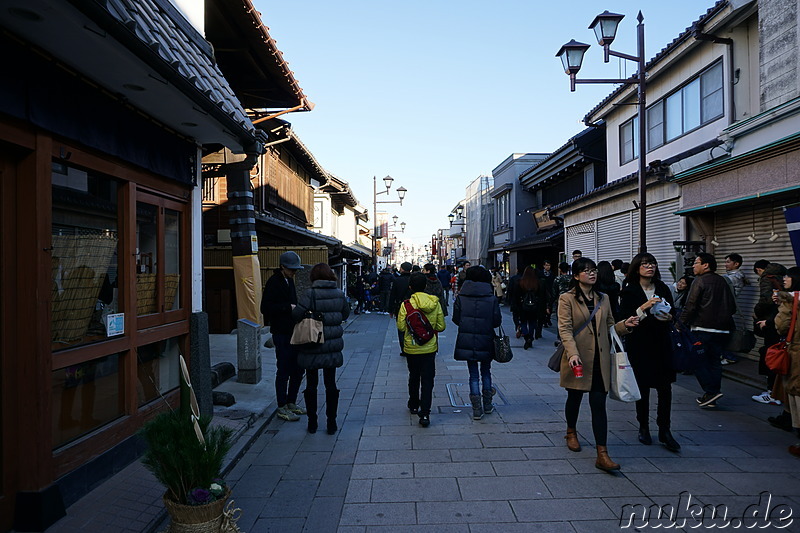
[786,266,800,291]
[596,261,616,287]
[625,253,661,287]
[568,257,597,304]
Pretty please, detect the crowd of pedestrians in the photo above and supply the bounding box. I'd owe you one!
[260,247,800,463]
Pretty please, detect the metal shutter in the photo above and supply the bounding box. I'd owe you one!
[597,212,635,264]
[713,205,795,360]
[566,221,597,260]
[645,199,683,283]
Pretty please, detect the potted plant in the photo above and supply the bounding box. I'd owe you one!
[138,356,238,531]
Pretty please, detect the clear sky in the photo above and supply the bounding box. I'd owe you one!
[254,1,717,248]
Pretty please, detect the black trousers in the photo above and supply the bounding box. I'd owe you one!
[273,334,304,407]
[635,385,673,430]
[305,367,337,393]
[565,362,608,446]
[406,353,436,416]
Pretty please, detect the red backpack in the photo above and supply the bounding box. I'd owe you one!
[403,300,435,345]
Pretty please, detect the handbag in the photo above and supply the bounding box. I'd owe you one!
[493,325,513,363]
[290,290,325,345]
[669,317,705,372]
[547,294,603,372]
[725,329,757,353]
[608,326,641,402]
[765,292,799,375]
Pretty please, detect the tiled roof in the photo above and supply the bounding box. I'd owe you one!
[583,0,728,123]
[549,172,639,212]
[105,0,256,139]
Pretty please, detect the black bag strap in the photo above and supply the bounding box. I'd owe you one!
[573,293,603,337]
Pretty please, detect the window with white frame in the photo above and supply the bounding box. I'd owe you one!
[621,60,724,160]
[620,116,639,164]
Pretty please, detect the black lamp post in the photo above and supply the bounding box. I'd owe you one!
[557,11,648,253]
[373,175,407,269]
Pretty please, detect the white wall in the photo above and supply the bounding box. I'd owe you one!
[170,0,204,34]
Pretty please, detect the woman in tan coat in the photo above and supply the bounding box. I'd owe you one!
[773,266,800,458]
[558,257,640,471]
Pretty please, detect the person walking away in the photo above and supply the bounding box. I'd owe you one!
[397,273,446,427]
[721,253,749,365]
[423,263,448,316]
[772,267,800,443]
[680,253,737,408]
[388,262,413,355]
[596,261,621,320]
[612,259,626,288]
[453,266,502,420]
[292,263,350,434]
[506,266,523,337]
[437,265,452,306]
[261,251,307,422]
[517,266,548,349]
[378,267,394,314]
[753,260,787,406]
[619,253,680,451]
[558,257,639,471]
[538,261,556,327]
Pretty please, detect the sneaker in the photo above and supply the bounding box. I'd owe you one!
[696,392,723,407]
[419,415,430,427]
[752,391,782,405]
[286,402,307,415]
[276,406,300,421]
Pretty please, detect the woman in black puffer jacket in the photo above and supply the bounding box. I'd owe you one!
[292,263,350,435]
[453,266,502,420]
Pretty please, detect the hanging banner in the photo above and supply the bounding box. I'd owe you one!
[784,205,800,266]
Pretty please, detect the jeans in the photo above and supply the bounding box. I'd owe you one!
[406,353,436,416]
[273,334,305,407]
[692,331,728,395]
[467,360,492,396]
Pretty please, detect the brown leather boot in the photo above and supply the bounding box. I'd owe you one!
[564,428,581,452]
[595,445,620,471]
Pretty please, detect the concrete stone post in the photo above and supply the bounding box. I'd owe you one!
[237,318,262,384]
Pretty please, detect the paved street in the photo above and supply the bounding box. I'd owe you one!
[222,308,800,532]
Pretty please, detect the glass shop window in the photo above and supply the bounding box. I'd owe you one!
[51,163,120,351]
[136,337,181,407]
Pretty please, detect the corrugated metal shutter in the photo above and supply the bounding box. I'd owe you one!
[597,212,634,264]
[646,199,683,283]
[566,221,597,260]
[713,205,794,360]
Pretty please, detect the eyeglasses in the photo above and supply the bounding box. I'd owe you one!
[581,268,598,275]
[641,261,657,267]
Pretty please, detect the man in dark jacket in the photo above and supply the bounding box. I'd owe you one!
[423,263,448,316]
[437,265,452,306]
[389,262,413,355]
[261,251,306,422]
[378,268,394,314]
[680,253,736,408]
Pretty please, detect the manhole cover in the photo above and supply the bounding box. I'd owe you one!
[445,383,509,407]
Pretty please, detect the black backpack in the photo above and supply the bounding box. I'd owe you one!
[521,290,539,313]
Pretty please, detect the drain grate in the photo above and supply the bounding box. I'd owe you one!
[445,382,509,408]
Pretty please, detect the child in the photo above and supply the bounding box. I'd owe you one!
[397,273,446,427]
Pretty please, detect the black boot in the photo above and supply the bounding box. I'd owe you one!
[326,388,340,435]
[304,389,318,434]
[482,388,495,414]
[469,394,483,420]
[658,428,681,452]
[638,425,652,445]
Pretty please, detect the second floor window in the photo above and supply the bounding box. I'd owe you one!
[620,59,724,162]
[496,193,509,229]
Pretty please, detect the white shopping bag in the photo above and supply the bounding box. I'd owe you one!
[608,326,641,402]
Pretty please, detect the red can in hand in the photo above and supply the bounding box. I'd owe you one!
[572,364,584,378]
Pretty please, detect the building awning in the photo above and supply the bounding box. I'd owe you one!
[504,228,564,251]
[341,243,372,258]
[256,214,340,247]
[674,185,800,215]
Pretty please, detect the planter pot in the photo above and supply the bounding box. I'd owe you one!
[163,489,232,532]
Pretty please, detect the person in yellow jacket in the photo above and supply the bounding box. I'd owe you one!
[397,272,446,427]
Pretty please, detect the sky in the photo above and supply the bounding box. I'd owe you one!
[253,1,717,248]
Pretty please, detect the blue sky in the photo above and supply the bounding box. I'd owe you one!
[254,1,716,246]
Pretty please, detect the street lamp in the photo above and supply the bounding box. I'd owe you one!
[557,11,648,253]
[373,175,408,270]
